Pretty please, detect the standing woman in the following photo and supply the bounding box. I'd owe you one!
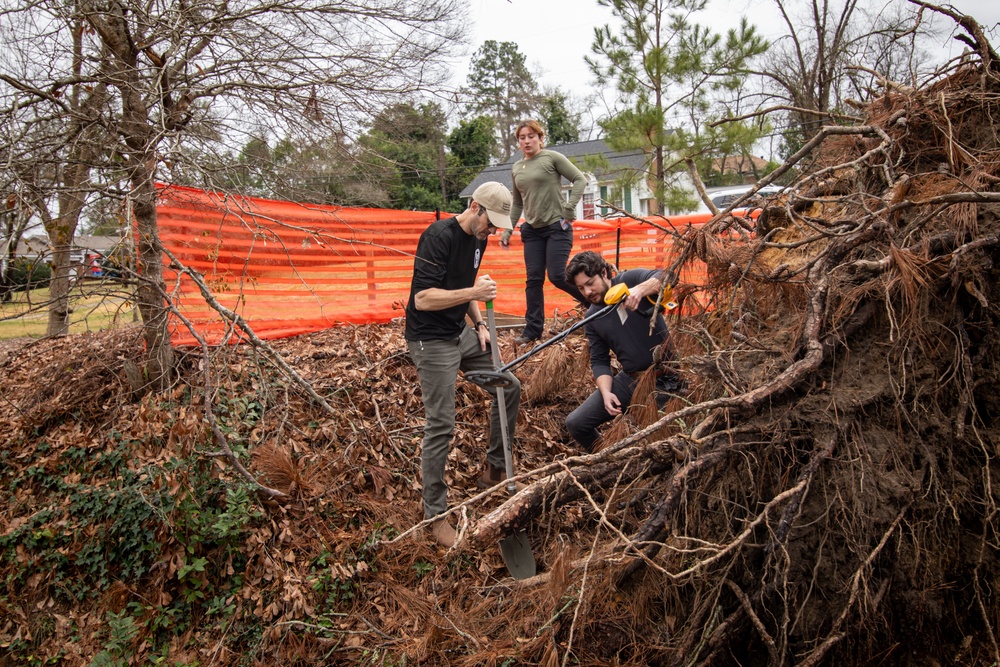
[501,119,588,344]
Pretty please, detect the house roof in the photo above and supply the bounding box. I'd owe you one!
[712,154,770,178]
[14,237,49,256]
[459,139,649,198]
[75,235,122,253]
[15,235,123,257]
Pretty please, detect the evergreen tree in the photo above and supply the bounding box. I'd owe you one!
[447,115,495,187]
[359,101,460,211]
[588,0,767,213]
[464,41,540,159]
[539,90,581,145]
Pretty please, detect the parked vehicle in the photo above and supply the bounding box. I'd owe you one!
[694,184,784,213]
[99,256,123,280]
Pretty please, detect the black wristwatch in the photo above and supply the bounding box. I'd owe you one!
[474,321,487,331]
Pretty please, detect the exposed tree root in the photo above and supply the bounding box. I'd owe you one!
[464,13,1000,663]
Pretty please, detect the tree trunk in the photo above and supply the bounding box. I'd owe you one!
[1,207,25,303]
[92,0,174,388]
[46,237,73,336]
[46,162,91,336]
[43,13,105,337]
[131,166,174,388]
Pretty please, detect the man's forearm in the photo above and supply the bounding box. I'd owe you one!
[467,302,484,325]
[596,374,614,397]
[414,286,478,312]
[633,275,664,301]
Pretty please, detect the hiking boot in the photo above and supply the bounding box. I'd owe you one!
[476,462,525,491]
[430,516,457,548]
[513,334,540,346]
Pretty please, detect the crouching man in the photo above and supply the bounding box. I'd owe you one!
[564,251,682,451]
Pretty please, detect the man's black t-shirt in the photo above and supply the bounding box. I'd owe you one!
[405,217,488,341]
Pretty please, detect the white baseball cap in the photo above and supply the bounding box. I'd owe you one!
[472,182,513,229]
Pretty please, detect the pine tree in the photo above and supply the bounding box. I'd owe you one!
[360,102,460,211]
[448,116,494,166]
[588,0,767,213]
[539,90,581,145]
[464,41,540,159]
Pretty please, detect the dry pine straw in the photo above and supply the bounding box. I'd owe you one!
[0,323,638,664]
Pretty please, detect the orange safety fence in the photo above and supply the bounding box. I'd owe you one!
[156,184,718,347]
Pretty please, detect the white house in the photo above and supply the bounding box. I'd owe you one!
[459,139,657,220]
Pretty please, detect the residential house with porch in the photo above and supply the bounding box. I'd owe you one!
[11,234,125,280]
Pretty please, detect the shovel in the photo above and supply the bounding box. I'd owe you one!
[484,299,536,580]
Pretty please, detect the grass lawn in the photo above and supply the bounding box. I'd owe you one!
[0,281,138,340]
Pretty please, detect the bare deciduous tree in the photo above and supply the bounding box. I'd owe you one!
[756,0,930,145]
[0,183,38,303]
[0,7,112,332]
[0,0,463,383]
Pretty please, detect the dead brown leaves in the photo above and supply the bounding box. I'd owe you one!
[0,321,617,665]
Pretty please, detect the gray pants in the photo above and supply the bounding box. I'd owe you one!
[566,372,683,451]
[408,327,521,519]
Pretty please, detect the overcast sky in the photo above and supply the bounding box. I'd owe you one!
[456,0,1000,114]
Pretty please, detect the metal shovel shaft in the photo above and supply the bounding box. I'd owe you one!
[485,300,536,580]
[463,303,619,390]
[485,301,516,494]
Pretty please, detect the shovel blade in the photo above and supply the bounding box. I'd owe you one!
[500,531,536,579]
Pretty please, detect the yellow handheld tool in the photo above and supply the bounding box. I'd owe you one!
[605,282,677,311]
[465,280,675,389]
[604,282,630,304]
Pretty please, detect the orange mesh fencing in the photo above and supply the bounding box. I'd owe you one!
[156,184,718,346]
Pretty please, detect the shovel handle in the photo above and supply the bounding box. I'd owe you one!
[481,299,516,492]
[484,301,501,369]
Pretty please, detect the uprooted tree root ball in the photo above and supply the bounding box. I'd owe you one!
[464,27,1000,667]
[3,12,1000,667]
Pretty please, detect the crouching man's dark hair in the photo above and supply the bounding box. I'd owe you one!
[566,250,614,284]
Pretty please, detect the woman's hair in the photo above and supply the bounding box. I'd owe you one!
[515,119,546,142]
[566,251,613,283]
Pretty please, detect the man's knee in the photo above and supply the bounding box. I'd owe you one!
[489,373,520,401]
[565,410,581,438]
[423,407,455,434]
[654,374,686,407]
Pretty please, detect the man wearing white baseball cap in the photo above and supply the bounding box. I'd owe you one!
[470,181,514,231]
[404,181,519,547]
